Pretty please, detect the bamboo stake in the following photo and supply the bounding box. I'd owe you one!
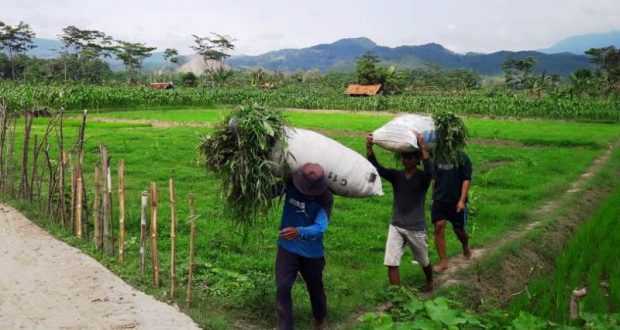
[58,108,66,226]
[6,118,16,196]
[19,111,33,198]
[75,161,83,238]
[76,110,88,239]
[169,178,177,297]
[93,166,102,251]
[186,193,197,307]
[69,154,76,234]
[118,160,125,263]
[44,143,55,218]
[140,191,148,274]
[0,101,8,190]
[150,182,160,286]
[100,145,113,255]
[29,134,38,203]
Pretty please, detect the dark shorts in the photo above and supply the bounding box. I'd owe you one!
[431,200,468,229]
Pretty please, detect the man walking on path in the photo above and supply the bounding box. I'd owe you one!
[366,132,434,292]
[274,163,333,330]
[431,151,473,272]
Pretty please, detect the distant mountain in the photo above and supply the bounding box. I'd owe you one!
[228,37,592,75]
[15,37,595,75]
[540,31,620,54]
[25,38,65,58]
[19,38,171,71]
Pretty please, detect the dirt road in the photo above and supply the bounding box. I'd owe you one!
[0,204,200,330]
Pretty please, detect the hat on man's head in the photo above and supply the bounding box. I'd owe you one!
[292,163,328,196]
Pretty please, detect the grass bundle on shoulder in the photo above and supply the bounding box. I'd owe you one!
[198,104,288,227]
[433,111,468,161]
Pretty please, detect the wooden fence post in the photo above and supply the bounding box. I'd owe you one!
[140,191,148,274]
[93,165,102,251]
[118,160,126,262]
[75,159,83,238]
[19,111,33,198]
[150,182,160,286]
[100,145,113,256]
[169,178,177,297]
[186,193,197,307]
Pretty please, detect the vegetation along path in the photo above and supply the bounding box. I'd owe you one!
[0,204,200,330]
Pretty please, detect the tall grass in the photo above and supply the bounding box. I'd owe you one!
[509,184,620,323]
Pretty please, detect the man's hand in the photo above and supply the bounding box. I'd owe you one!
[457,201,466,213]
[414,131,425,149]
[413,131,429,160]
[366,133,374,156]
[280,227,300,240]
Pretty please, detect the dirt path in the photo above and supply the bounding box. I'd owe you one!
[434,143,616,287]
[87,117,528,148]
[0,204,200,330]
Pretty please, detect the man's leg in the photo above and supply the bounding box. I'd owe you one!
[384,225,406,285]
[406,230,433,292]
[422,264,434,292]
[299,256,327,329]
[433,220,449,272]
[453,228,471,260]
[453,204,471,260]
[276,247,300,330]
[388,266,400,285]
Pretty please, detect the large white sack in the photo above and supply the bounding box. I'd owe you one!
[271,127,384,198]
[372,114,437,153]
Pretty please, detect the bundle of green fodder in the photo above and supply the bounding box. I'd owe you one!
[372,111,468,160]
[199,104,288,226]
[199,105,383,226]
[432,111,468,161]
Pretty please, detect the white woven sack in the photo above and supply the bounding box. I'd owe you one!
[271,127,384,198]
[372,114,437,153]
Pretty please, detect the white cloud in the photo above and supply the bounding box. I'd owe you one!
[1,0,618,55]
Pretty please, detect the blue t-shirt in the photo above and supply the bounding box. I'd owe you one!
[277,185,332,259]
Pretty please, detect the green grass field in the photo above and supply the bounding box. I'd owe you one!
[9,107,620,329]
[508,149,620,323]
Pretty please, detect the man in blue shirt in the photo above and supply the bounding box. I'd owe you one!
[275,163,333,330]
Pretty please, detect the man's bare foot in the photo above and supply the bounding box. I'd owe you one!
[433,263,448,272]
[422,282,434,293]
[463,247,472,260]
[314,318,326,330]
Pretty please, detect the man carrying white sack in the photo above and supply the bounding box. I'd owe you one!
[431,150,473,273]
[366,132,434,292]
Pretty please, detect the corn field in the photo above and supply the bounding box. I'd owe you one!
[0,82,619,120]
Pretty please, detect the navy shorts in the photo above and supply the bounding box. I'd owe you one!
[431,200,468,229]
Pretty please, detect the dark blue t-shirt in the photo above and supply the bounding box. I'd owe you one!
[277,185,333,258]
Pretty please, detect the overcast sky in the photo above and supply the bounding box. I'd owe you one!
[2,0,619,55]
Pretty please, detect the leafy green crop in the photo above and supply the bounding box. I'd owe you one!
[433,111,468,161]
[198,104,288,227]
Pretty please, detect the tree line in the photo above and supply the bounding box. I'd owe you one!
[1,20,619,98]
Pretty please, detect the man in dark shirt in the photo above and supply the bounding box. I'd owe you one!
[366,132,434,292]
[274,163,333,330]
[431,151,473,272]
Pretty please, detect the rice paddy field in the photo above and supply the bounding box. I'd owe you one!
[7,106,620,329]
